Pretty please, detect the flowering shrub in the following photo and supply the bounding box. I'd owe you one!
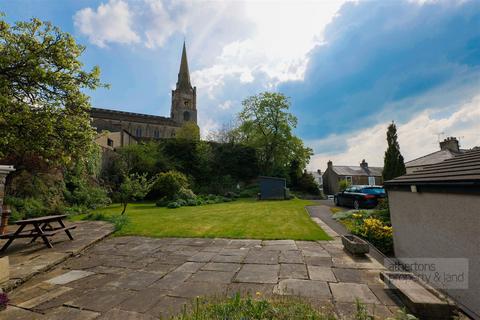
[353,217,393,254]
[334,209,394,254]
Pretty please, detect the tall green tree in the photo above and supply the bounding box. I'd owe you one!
[237,92,312,176]
[382,121,406,181]
[0,16,106,168]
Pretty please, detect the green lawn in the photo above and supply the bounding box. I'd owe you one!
[74,198,330,240]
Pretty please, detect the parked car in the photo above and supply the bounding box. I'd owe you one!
[334,185,386,209]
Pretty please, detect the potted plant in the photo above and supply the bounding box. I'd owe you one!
[341,234,369,255]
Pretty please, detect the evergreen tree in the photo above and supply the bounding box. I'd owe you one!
[382,121,406,181]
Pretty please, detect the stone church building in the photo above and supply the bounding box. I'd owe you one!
[91,42,197,150]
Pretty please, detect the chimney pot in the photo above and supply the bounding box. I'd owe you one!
[439,137,460,152]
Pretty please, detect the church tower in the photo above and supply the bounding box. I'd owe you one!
[171,41,197,125]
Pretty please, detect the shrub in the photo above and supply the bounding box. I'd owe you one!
[186,198,198,206]
[225,191,239,198]
[177,199,187,206]
[167,202,181,209]
[353,217,393,254]
[155,197,169,207]
[151,170,189,200]
[339,179,351,192]
[64,184,111,210]
[239,185,259,198]
[175,187,196,200]
[5,196,48,220]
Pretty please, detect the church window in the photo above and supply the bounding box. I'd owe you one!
[154,130,160,138]
[184,100,189,107]
[136,128,142,137]
[183,111,190,121]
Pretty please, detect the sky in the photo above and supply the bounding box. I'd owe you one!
[2,0,480,171]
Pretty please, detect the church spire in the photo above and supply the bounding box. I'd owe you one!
[176,41,192,90]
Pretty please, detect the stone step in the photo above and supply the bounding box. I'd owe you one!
[380,271,456,320]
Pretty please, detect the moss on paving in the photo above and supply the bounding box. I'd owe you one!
[73,198,330,241]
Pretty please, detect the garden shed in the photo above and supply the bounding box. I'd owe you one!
[258,176,287,200]
[384,148,480,319]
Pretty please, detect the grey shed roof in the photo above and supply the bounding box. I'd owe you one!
[405,149,464,168]
[332,166,383,177]
[385,148,480,186]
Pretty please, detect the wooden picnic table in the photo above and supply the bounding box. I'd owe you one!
[0,214,76,253]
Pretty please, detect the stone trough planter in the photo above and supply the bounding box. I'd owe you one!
[341,234,369,255]
[380,271,456,320]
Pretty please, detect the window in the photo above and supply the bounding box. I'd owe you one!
[183,111,190,121]
[135,128,142,137]
[154,130,159,138]
[107,138,114,147]
[345,176,352,184]
[368,176,376,185]
[184,100,189,107]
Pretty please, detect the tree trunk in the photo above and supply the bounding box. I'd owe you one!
[121,202,127,215]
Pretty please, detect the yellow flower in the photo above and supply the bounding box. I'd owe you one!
[256,291,262,296]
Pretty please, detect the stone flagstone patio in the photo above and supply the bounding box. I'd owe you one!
[0,221,114,292]
[2,220,408,319]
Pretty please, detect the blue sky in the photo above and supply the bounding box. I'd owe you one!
[2,0,480,170]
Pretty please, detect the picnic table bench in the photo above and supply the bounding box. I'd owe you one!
[0,215,76,253]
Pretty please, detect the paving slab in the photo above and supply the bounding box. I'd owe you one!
[235,264,279,284]
[169,281,227,298]
[279,250,304,264]
[332,268,382,285]
[329,282,380,304]
[244,249,279,264]
[43,306,100,320]
[45,270,94,285]
[187,251,217,262]
[65,287,133,312]
[0,306,45,320]
[119,287,166,313]
[98,309,157,320]
[145,296,190,319]
[174,262,205,273]
[274,279,332,299]
[149,271,192,290]
[212,254,245,263]
[279,263,308,279]
[202,262,242,272]
[18,286,72,309]
[188,270,236,283]
[109,271,165,290]
[308,266,337,282]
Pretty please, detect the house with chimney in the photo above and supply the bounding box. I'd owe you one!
[405,137,467,173]
[322,160,383,195]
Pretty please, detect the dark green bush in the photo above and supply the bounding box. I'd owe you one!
[151,170,189,200]
[186,199,198,206]
[5,196,48,220]
[155,197,170,207]
[167,201,181,209]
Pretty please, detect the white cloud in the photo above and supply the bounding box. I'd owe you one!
[73,0,140,48]
[191,0,348,98]
[307,95,480,172]
[218,100,233,110]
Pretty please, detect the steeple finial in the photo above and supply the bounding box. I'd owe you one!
[176,41,192,90]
